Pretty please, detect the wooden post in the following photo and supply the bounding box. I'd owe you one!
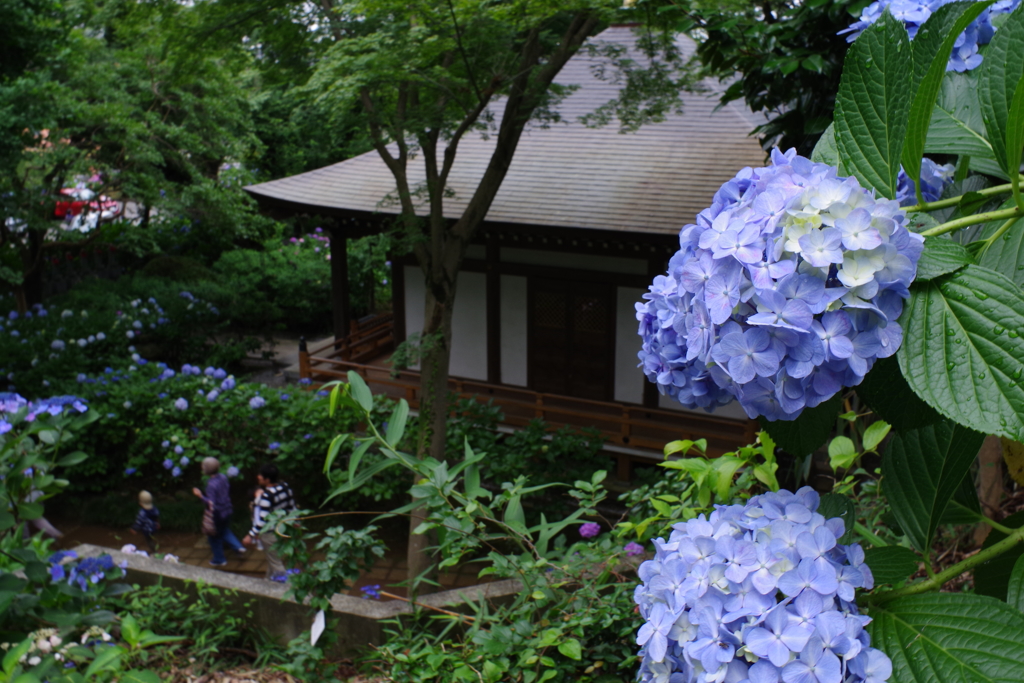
[486,235,501,384]
[298,336,310,380]
[616,454,631,483]
[329,229,351,345]
[621,405,631,445]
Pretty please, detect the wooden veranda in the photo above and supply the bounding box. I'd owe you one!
[297,318,759,483]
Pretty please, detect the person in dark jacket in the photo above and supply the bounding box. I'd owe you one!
[192,457,245,567]
[130,490,160,551]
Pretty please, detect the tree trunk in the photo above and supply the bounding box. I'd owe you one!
[406,279,455,591]
[975,435,1005,545]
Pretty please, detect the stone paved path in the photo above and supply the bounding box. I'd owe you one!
[53,519,488,598]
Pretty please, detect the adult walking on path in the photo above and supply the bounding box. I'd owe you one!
[243,463,296,580]
[192,457,246,567]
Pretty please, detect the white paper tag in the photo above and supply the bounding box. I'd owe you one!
[311,609,326,647]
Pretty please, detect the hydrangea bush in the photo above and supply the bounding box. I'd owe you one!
[634,488,885,683]
[0,289,223,398]
[636,149,924,420]
[64,358,374,498]
[635,4,1024,683]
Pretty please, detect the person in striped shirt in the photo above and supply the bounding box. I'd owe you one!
[243,463,296,579]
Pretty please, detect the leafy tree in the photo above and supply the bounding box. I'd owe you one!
[298,0,692,583]
[0,0,275,307]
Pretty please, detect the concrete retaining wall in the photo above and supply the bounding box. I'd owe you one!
[74,544,522,656]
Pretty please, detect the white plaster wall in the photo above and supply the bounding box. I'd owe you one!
[402,267,488,379]
[449,272,489,380]
[403,265,425,370]
[615,287,645,404]
[500,275,528,386]
[501,248,647,275]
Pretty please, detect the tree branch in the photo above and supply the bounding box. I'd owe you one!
[445,0,483,102]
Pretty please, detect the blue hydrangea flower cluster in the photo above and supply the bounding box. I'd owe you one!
[896,159,955,206]
[0,290,221,395]
[841,0,1022,72]
[48,551,123,592]
[634,488,889,683]
[0,392,88,434]
[635,149,923,420]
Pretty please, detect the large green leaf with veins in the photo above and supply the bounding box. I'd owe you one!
[835,10,912,199]
[898,264,1024,441]
[867,594,1024,683]
[979,5,1024,185]
[903,1,994,190]
[881,420,984,552]
[926,72,994,159]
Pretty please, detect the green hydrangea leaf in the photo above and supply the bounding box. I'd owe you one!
[858,356,944,431]
[903,1,994,191]
[864,546,920,586]
[916,236,974,281]
[867,593,1024,682]
[881,420,985,552]
[977,212,1024,287]
[979,5,1024,184]
[758,393,841,457]
[1006,554,1024,613]
[818,492,855,543]
[810,122,839,167]
[898,264,1024,441]
[835,10,913,199]
[926,72,995,159]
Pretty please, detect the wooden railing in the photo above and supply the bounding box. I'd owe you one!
[309,313,395,364]
[298,342,758,482]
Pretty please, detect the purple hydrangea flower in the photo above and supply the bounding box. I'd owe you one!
[171,466,181,477]
[124,468,137,476]
[174,398,188,411]
[206,389,219,402]
[625,542,646,557]
[226,466,239,477]
[221,377,236,391]
[163,459,174,470]
[636,149,923,421]
[268,442,280,451]
[841,0,1021,72]
[634,487,883,683]
[579,522,601,538]
[249,396,266,409]
[179,456,189,466]
[174,445,184,455]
